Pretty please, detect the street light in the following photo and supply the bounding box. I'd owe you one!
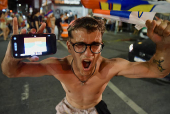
[19,4,21,6]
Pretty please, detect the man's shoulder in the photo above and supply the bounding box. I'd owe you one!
[59,55,73,67]
[99,57,129,76]
[44,55,72,65]
[41,56,72,72]
[100,57,127,67]
[101,57,118,63]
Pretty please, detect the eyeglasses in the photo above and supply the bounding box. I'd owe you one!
[69,41,104,54]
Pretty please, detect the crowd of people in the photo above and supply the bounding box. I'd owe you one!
[0,9,78,40]
[0,9,139,41]
[0,10,26,40]
[27,9,77,39]
[0,11,11,40]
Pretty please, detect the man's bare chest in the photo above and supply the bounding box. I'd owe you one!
[55,73,110,95]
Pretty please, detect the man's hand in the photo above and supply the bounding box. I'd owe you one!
[1,17,47,77]
[12,17,46,61]
[145,19,170,76]
[112,19,170,78]
[146,19,170,45]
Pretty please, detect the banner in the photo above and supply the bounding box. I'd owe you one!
[0,0,8,10]
[81,0,170,30]
[81,0,170,13]
[93,9,156,30]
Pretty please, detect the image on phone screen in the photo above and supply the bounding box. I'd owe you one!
[23,37,47,56]
[12,34,57,58]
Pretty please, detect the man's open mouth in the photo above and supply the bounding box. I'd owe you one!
[82,60,91,69]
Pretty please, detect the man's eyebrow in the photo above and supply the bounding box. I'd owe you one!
[75,42,86,44]
[75,41,102,44]
[91,41,102,44]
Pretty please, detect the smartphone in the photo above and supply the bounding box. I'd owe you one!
[11,34,57,58]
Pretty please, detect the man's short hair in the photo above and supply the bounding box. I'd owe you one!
[67,17,105,39]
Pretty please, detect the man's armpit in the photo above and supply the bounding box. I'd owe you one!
[58,58,71,71]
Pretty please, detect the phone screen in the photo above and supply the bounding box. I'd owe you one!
[23,37,47,56]
[12,34,56,58]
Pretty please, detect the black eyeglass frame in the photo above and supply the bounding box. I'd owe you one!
[69,41,104,54]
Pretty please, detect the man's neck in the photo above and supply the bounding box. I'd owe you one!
[72,60,97,81]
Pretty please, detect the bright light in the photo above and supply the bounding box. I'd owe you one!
[138,42,142,45]
[2,9,6,12]
[23,15,26,19]
[19,4,21,6]
[64,0,80,4]
[129,44,133,52]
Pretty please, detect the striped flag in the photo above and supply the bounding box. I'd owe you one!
[93,9,156,30]
[81,0,170,29]
[81,0,170,13]
[45,10,54,17]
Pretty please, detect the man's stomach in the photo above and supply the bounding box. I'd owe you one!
[66,93,102,109]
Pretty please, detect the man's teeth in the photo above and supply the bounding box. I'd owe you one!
[83,60,91,69]
[84,60,90,62]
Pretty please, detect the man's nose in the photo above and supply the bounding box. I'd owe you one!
[84,46,93,56]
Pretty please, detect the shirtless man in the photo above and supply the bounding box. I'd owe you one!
[1,17,170,114]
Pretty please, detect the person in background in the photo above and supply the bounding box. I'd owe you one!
[50,14,56,33]
[110,19,116,31]
[68,12,74,24]
[63,12,68,23]
[5,11,10,38]
[30,13,34,29]
[118,21,123,32]
[55,14,63,39]
[7,12,13,34]
[105,19,111,31]
[15,12,19,20]
[27,13,33,29]
[18,13,24,29]
[39,13,45,23]
[45,11,55,33]
[32,9,40,31]
[0,11,9,40]
[44,15,51,33]
[46,16,52,33]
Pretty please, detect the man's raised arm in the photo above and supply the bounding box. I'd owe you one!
[1,17,51,78]
[145,19,170,76]
[114,19,170,78]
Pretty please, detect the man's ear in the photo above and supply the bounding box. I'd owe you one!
[66,40,71,53]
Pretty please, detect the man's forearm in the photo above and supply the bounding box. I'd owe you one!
[149,44,170,77]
